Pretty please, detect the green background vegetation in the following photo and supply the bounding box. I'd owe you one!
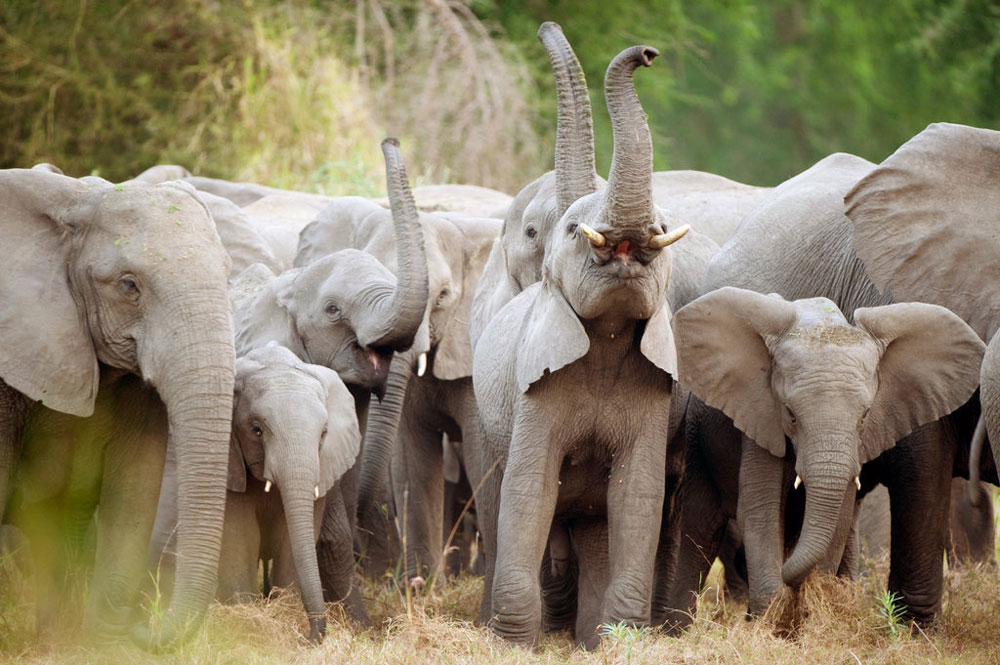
[2,0,999,190]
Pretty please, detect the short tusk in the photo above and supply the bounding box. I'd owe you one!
[794,475,802,490]
[648,223,691,249]
[855,476,861,491]
[264,480,272,493]
[417,352,427,377]
[578,223,607,247]
[314,485,321,500]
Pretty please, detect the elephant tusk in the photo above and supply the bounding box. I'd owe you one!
[264,480,272,493]
[648,224,691,249]
[794,475,802,490]
[417,352,428,377]
[855,476,861,491]
[314,485,321,500]
[578,223,607,247]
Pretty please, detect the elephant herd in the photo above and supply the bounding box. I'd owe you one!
[0,20,998,653]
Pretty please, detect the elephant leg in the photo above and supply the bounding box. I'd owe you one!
[573,519,610,650]
[317,484,369,625]
[541,520,577,634]
[85,387,168,636]
[490,425,562,646]
[602,428,667,629]
[651,415,691,626]
[0,380,29,524]
[469,445,502,626]
[837,502,861,579]
[217,491,262,602]
[391,409,444,581]
[737,435,787,616]
[720,523,748,602]
[947,478,996,566]
[885,423,953,624]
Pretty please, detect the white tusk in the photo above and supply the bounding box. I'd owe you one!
[264,480,272,493]
[794,475,802,490]
[855,476,861,491]
[417,352,427,377]
[648,223,691,249]
[578,223,607,248]
[314,485,321,500]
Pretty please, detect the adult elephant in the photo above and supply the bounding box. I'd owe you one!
[473,44,690,649]
[0,171,234,647]
[667,287,983,623]
[662,148,993,628]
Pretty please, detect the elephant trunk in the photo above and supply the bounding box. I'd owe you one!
[276,469,327,643]
[139,293,235,645]
[781,438,858,588]
[601,45,658,231]
[537,22,598,214]
[357,139,428,352]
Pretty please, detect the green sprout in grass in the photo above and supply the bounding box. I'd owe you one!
[874,589,907,638]
[600,620,648,663]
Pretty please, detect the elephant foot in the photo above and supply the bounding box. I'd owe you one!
[307,615,326,644]
[130,609,203,652]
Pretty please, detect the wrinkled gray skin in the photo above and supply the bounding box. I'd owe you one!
[295,194,500,580]
[221,347,361,643]
[651,170,770,246]
[662,150,995,629]
[473,45,691,649]
[0,171,234,648]
[223,139,429,614]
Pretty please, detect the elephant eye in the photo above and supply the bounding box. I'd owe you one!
[785,405,796,424]
[525,225,537,239]
[567,222,578,234]
[325,302,340,317]
[120,276,140,298]
[435,288,450,305]
[862,407,872,421]
[320,427,328,440]
[251,422,263,437]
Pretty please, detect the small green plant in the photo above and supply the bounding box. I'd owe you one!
[874,589,907,638]
[599,620,648,663]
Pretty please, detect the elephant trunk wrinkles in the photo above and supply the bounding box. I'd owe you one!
[602,45,658,231]
[782,440,857,588]
[357,350,412,516]
[359,139,429,351]
[537,22,598,215]
[152,294,235,641]
[276,469,327,643]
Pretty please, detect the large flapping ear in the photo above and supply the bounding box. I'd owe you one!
[434,217,501,380]
[845,122,1000,341]
[855,302,985,463]
[639,299,677,380]
[672,287,799,457]
[303,363,361,495]
[515,282,589,393]
[0,169,99,417]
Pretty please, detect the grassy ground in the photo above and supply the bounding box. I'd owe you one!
[2,495,998,665]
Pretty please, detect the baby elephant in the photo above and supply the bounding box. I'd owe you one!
[667,287,984,625]
[222,345,361,643]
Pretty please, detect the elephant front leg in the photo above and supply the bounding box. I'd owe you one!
[317,485,370,626]
[391,411,444,581]
[603,430,667,629]
[737,435,786,616]
[0,380,29,524]
[490,424,562,646]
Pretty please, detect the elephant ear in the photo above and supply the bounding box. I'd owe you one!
[639,298,677,379]
[303,363,361,494]
[855,302,985,463]
[434,217,501,380]
[0,170,99,417]
[515,282,589,393]
[845,122,1000,341]
[672,287,799,457]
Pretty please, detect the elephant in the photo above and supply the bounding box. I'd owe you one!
[195,191,285,277]
[472,43,692,649]
[666,287,983,625]
[373,183,513,219]
[651,170,770,246]
[0,170,235,647]
[658,147,994,628]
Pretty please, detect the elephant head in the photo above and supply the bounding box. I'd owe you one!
[844,122,1000,476]
[673,286,985,587]
[232,138,429,395]
[515,45,689,392]
[470,21,602,348]
[228,345,360,643]
[0,169,235,643]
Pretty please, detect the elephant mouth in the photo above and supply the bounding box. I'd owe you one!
[344,343,392,398]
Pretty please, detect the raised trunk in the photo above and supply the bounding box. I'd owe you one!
[537,22,598,214]
[782,458,855,587]
[602,45,658,230]
[358,138,428,351]
[134,297,235,647]
[277,475,327,643]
